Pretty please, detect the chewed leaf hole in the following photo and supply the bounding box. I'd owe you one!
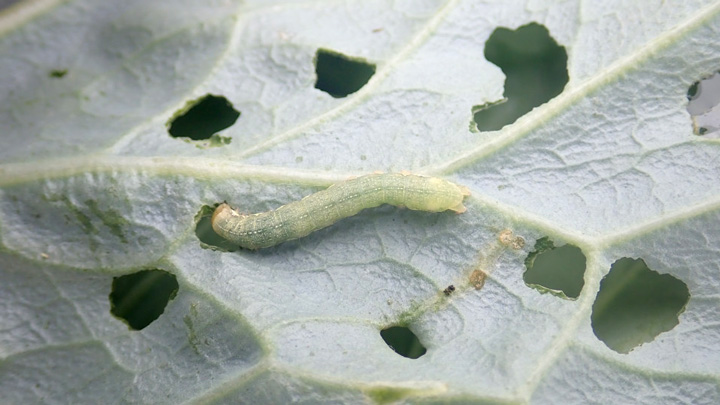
[314,48,376,98]
[523,237,586,299]
[380,326,426,359]
[473,22,568,131]
[687,71,720,137]
[109,269,179,330]
[592,258,690,354]
[167,94,239,143]
[195,205,238,252]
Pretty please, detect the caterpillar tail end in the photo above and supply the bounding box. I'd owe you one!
[451,185,471,213]
[450,203,467,214]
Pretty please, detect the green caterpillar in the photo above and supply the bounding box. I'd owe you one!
[211,172,471,249]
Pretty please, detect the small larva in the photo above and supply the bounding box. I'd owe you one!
[211,172,471,249]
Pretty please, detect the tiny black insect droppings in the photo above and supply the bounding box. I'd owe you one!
[443,285,456,296]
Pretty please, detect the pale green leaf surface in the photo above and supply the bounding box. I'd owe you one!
[1,0,720,403]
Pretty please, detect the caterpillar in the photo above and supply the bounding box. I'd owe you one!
[211,172,471,249]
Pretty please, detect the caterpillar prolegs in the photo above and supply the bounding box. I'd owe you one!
[211,173,470,249]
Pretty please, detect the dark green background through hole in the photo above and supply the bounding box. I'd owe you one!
[473,22,568,131]
[380,326,427,359]
[109,269,179,330]
[314,48,376,98]
[195,205,239,252]
[524,240,586,299]
[591,258,690,354]
[168,94,240,140]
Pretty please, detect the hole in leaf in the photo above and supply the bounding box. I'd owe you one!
[167,94,240,142]
[473,22,568,131]
[687,71,720,137]
[109,269,179,330]
[591,258,690,354]
[314,48,376,98]
[49,69,67,78]
[380,325,426,359]
[524,237,586,299]
[195,205,239,252]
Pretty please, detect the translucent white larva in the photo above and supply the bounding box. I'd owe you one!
[211,173,471,249]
